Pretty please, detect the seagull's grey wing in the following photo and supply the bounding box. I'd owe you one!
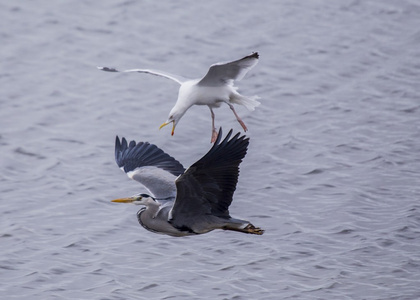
[197,52,259,87]
[169,128,249,231]
[115,136,185,199]
[98,66,186,85]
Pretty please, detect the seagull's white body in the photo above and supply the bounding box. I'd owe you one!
[177,80,254,108]
[98,52,260,142]
[171,80,232,115]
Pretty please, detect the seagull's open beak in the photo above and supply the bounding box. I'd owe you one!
[159,121,176,136]
[111,197,135,203]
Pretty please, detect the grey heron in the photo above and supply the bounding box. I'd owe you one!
[111,128,264,236]
[98,52,260,143]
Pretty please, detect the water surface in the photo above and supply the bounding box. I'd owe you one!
[1,1,420,299]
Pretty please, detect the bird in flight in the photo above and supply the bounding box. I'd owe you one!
[98,52,260,142]
[111,128,264,236]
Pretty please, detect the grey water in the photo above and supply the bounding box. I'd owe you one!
[1,0,420,299]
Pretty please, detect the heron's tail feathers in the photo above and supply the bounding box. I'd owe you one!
[230,94,261,111]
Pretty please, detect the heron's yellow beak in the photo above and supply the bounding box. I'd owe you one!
[159,121,175,136]
[111,197,135,203]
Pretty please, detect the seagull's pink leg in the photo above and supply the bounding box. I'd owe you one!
[209,106,218,143]
[228,103,248,132]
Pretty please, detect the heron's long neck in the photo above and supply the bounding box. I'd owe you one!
[143,201,161,219]
[137,202,168,234]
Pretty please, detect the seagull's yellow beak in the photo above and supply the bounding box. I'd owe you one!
[111,197,135,203]
[159,121,175,136]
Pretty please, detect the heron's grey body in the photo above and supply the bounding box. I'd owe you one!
[112,128,264,236]
[99,53,260,142]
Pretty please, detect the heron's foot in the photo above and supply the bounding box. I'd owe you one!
[211,129,218,143]
[244,223,264,235]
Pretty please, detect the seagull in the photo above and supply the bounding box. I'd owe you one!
[98,52,260,142]
[111,128,264,236]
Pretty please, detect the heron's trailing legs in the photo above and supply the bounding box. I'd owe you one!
[227,103,248,132]
[209,107,218,143]
[223,223,264,235]
[243,223,264,235]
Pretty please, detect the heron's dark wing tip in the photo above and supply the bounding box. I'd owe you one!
[208,127,249,160]
[115,136,121,165]
[214,127,223,145]
[115,136,185,176]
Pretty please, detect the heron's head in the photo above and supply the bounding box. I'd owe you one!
[111,193,156,206]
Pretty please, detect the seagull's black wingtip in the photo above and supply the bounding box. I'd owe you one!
[98,66,118,72]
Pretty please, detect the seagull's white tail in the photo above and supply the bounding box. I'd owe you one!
[231,94,261,111]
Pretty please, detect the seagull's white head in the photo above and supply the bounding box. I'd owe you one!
[159,106,188,136]
[160,81,195,136]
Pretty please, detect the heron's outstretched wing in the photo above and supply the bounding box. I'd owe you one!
[98,67,186,85]
[115,136,185,199]
[197,52,259,87]
[169,128,249,231]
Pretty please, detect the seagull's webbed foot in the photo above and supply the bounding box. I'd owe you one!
[211,128,218,143]
[237,118,248,132]
[209,106,218,143]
